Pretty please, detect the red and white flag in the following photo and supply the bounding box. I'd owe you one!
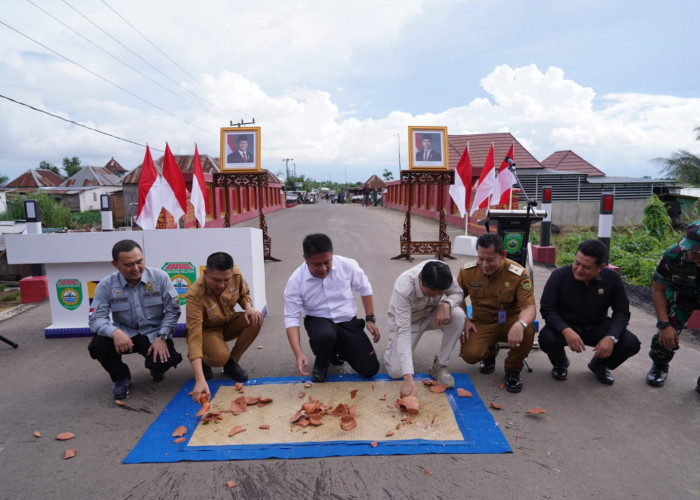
[160,143,188,221]
[135,145,162,230]
[190,144,208,228]
[469,144,496,216]
[448,143,473,217]
[493,144,516,206]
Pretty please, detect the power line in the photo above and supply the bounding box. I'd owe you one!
[99,0,250,120]
[25,0,220,120]
[0,93,163,152]
[0,18,210,134]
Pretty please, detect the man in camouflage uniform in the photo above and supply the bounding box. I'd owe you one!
[457,233,536,393]
[646,220,700,393]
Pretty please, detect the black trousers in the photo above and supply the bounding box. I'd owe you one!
[538,319,641,370]
[303,316,379,378]
[88,334,183,382]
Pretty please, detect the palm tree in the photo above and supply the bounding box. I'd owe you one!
[655,126,700,184]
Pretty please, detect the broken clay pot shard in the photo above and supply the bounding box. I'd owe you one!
[63,449,76,459]
[456,388,473,398]
[228,425,247,437]
[339,415,357,431]
[173,437,186,444]
[55,432,76,441]
[396,396,421,415]
[526,407,546,414]
[429,384,447,393]
[171,426,188,438]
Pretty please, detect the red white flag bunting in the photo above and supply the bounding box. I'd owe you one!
[135,145,162,230]
[493,144,515,206]
[469,143,496,216]
[160,143,188,221]
[190,144,208,228]
[448,143,472,218]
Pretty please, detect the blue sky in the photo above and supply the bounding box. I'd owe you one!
[1,0,699,183]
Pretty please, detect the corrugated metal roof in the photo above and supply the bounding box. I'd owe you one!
[61,166,121,187]
[0,221,27,234]
[6,169,64,188]
[541,150,606,177]
[122,154,221,184]
[103,157,128,174]
[448,132,543,176]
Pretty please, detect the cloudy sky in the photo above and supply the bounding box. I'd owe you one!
[1,0,699,183]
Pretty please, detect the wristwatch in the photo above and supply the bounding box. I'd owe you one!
[608,335,618,344]
[518,320,528,329]
[158,333,169,341]
[656,320,671,330]
[365,315,376,323]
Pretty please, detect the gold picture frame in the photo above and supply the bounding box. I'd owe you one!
[408,126,449,170]
[220,127,261,172]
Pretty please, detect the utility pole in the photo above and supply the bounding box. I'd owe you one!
[230,118,256,127]
[282,158,294,179]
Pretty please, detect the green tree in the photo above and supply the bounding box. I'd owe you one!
[62,156,82,178]
[0,174,8,185]
[655,126,700,184]
[382,169,394,181]
[39,160,62,177]
[0,192,73,228]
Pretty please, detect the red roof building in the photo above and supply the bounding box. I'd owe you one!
[541,150,605,177]
[6,169,64,188]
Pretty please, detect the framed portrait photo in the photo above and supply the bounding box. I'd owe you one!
[408,126,449,170]
[220,127,261,172]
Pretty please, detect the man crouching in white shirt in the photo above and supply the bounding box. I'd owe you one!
[284,233,381,382]
[383,260,466,398]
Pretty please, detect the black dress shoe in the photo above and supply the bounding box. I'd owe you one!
[311,366,328,383]
[223,359,249,382]
[202,363,213,380]
[150,370,165,382]
[646,364,668,387]
[329,354,344,366]
[504,369,523,393]
[588,358,614,385]
[551,356,570,381]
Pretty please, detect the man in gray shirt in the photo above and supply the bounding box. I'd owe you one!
[88,239,183,399]
[383,260,465,398]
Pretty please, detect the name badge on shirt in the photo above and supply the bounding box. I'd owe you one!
[144,291,160,298]
[498,308,507,325]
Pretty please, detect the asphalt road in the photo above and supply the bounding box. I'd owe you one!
[1,201,699,499]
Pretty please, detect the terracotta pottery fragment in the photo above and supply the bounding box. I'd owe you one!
[396,396,421,415]
[257,397,273,406]
[456,388,473,398]
[116,400,125,406]
[489,401,502,410]
[379,394,387,401]
[64,449,76,459]
[350,389,358,400]
[309,414,323,426]
[370,440,378,448]
[431,413,437,425]
[423,470,430,476]
[290,410,304,423]
[372,383,375,391]
[235,382,244,392]
[298,419,310,428]
[385,431,394,437]
[498,383,505,389]
[55,432,76,441]
[226,481,237,489]
[298,391,306,399]
[173,437,186,444]
[304,382,313,388]
[229,401,247,415]
[195,403,211,418]
[348,405,357,417]
[422,379,436,386]
[302,401,318,414]
[33,431,42,438]
[245,396,259,405]
[199,393,210,405]
[171,426,188,438]
[259,424,270,430]
[228,425,246,437]
[429,384,447,394]
[525,407,547,414]
[330,404,349,417]
[257,345,264,349]
[339,415,357,431]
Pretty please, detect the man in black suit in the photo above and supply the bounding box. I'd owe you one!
[227,136,254,163]
[415,135,441,161]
